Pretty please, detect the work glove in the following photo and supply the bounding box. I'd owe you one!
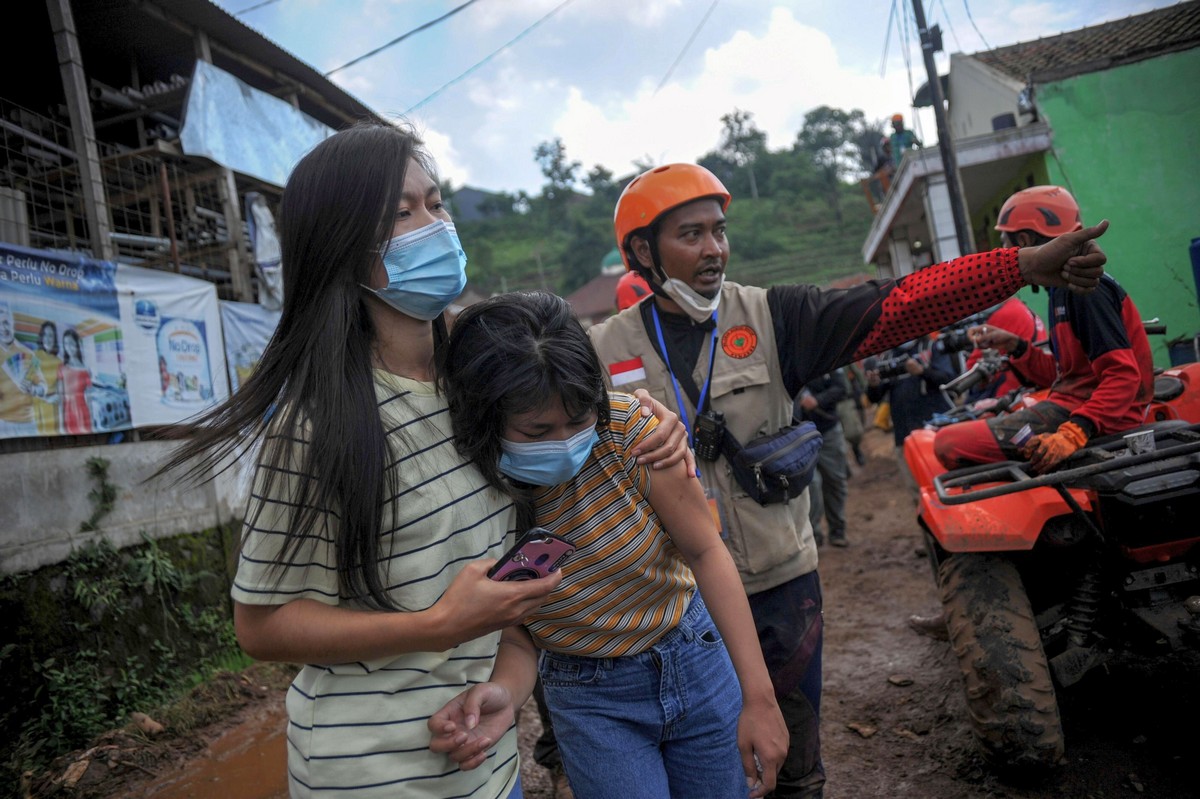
[1022,420,1088,474]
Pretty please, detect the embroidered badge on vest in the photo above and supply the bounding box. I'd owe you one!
[609,356,647,386]
[721,326,758,359]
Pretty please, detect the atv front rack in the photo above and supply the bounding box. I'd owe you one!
[934,423,1200,505]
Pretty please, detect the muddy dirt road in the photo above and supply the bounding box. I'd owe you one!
[36,427,1197,798]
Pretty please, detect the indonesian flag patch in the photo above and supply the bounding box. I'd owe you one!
[608,356,646,386]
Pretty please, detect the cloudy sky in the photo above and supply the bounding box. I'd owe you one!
[211,0,1176,194]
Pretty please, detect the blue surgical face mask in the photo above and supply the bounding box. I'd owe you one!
[363,220,467,321]
[498,426,599,486]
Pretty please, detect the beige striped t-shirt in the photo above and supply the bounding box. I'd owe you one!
[232,371,520,799]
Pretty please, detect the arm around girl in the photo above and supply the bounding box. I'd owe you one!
[432,290,787,798]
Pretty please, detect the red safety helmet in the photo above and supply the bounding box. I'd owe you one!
[613,163,731,271]
[615,270,652,311]
[995,185,1083,238]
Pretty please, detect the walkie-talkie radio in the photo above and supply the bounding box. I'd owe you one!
[693,409,726,461]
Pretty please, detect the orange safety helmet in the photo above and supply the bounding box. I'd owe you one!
[615,270,652,311]
[613,163,731,271]
[995,185,1083,238]
[891,113,904,123]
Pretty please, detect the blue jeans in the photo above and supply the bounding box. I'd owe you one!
[537,593,747,798]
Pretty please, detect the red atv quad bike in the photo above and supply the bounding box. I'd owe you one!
[903,346,1200,777]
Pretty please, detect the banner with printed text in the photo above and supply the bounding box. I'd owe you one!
[115,264,229,427]
[0,243,230,439]
[219,300,280,393]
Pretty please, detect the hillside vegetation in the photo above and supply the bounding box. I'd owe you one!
[450,105,886,297]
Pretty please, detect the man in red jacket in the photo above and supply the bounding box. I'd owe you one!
[934,185,1154,475]
[961,296,1047,400]
[910,185,1153,641]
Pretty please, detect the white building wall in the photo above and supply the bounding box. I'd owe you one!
[946,54,1026,140]
[922,175,962,263]
[887,236,915,278]
[0,441,250,574]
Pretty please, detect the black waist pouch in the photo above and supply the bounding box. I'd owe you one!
[723,421,823,506]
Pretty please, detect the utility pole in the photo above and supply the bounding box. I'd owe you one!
[911,0,973,256]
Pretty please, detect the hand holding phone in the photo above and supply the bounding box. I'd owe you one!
[488,528,575,582]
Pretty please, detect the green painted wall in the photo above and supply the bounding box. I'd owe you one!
[1037,48,1200,365]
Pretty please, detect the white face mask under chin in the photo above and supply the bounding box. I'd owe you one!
[660,275,723,323]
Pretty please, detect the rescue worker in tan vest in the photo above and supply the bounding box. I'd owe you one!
[585,162,1111,798]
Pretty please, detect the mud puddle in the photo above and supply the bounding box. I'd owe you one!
[133,702,288,799]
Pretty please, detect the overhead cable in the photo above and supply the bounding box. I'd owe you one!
[325,0,484,77]
[654,0,720,96]
[962,0,991,50]
[937,0,964,52]
[404,0,579,114]
[232,0,281,14]
[898,1,932,163]
[879,0,898,76]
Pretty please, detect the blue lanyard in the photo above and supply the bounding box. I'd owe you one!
[650,305,718,449]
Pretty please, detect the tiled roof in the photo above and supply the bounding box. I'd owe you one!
[972,1,1200,83]
[565,272,622,321]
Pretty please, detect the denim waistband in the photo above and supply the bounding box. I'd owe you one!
[650,590,706,650]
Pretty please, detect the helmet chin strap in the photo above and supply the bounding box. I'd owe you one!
[633,229,722,323]
[633,230,673,301]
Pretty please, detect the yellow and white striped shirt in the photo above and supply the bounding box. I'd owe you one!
[526,392,697,657]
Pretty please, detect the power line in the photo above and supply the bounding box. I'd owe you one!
[325,0,484,77]
[899,1,931,158]
[404,0,579,115]
[937,0,963,52]
[879,0,898,77]
[654,0,720,96]
[231,0,281,15]
[899,0,917,113]
[962,0,991,50]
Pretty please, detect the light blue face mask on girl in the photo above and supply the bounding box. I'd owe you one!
[498,426,600,486]
[364,220,468,321]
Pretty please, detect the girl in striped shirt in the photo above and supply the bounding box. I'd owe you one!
[432,290,788,798]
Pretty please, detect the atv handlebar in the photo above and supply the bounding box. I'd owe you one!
[939,352,1008,396]
[940,365,988,395]
[933,424,1200,504]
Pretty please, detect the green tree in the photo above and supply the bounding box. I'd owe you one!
[697,151,743,196]
[631,155,657,173]
[584,164,620,204]
[718,109,767,200]
[851,118,889,175]
[795,106,870,226]
[534,138,581,223]
[476,190,518,217]
[762,150,820,201]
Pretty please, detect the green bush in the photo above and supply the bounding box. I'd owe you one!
[0,524,241,796]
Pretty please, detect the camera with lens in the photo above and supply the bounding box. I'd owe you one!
[937,326,974,354]
[694,409,726,461]
[936,311,990,355]
[874,355,911,381]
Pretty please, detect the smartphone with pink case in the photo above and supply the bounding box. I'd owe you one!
[487,528,575,581]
